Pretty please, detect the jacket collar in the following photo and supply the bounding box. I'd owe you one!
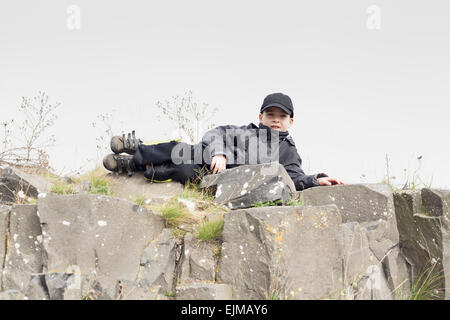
[248,122,289,138]
[247,123,295,146]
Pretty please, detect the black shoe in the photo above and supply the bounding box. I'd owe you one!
[103,153,136,176]
[144,163,174,182]
[110,130,142,154]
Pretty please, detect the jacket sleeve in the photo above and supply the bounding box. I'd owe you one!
[201,124,242,162]
[283,149,328,191]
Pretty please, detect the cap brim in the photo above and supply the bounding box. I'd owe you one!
[260,103,292,116]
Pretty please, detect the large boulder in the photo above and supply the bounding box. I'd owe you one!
[298,184,408,296]
[1,205,43,292]
[217,205,343,299]
[37,193,165,298]
[201,162,296,209]
[108,171,183,204]
[394,189,450,299]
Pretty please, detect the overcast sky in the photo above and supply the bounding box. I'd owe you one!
[1,0,449,188]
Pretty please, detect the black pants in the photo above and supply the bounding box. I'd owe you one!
[133,140,206,184]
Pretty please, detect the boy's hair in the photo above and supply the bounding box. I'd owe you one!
[260,93,294,118]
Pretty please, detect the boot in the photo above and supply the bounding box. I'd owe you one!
[103,153,136,176]
[110,130,142,154]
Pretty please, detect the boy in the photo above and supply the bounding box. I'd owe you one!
[103,93,343,190]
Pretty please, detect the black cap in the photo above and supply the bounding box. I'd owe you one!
[260,93,294,118]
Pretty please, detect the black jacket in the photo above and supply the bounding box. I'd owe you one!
[200,122,327,191]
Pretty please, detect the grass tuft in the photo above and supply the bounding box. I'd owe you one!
[197,218,224,241]
[83,167,113,196]
[50,181,76,195]
[251,199,283,207]
[159,200,191,229]
[407,262,445,300]
[179,179,215,202]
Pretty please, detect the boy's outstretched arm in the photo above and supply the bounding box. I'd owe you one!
[283,152,344,190]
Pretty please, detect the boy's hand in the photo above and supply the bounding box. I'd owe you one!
[210,154,227,174]
[317,177,344,186]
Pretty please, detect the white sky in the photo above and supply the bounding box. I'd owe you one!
[1,0,449,188]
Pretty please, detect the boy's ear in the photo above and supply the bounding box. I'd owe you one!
[288,117,294,128]
[258,113,263,122]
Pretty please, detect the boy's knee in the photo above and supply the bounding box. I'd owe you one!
[175,164,201,184]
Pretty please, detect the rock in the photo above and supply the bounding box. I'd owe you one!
[175,283,232,300]
[25,273,82,300]
[1,205,43,292]
[180,233,216,283]
[84,280,113,300]
[136,228,180,293]
[298,184,398,241]
[108,171,183,203]
[201,162,296,209]
[339,222,375,288]
[45,272,82,300]
[37,193,165,298]
[0,289,25,300]
[383,246,410,297]
[421,189,450,223]
[0,166,52,204]
[298,183,408,296]
[217,205,343,299]
[394,189,448,299]
[353,264,393,300]
[25,274,50,300]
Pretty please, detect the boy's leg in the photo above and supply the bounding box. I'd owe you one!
[144,162,207,185]
[133,141,194,167]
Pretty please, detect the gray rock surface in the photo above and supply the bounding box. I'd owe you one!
[37,193,165,298]
[25,274,50,300]
[108,171,183,203]
[2,205,43,292]
[180,233,217,283]
[0,166,52,204]
[217,205,343,299]
[175,283,232,300]
[201,162,296,209]
[136,228,180,293]
[0,289,25,300]
[298,184,408,296]
[352,264,393,300]
[298,184,398,241]
[394,189,449,299]
[25,273,82,300]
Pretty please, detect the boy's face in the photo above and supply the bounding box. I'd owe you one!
[259,107,294,132]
